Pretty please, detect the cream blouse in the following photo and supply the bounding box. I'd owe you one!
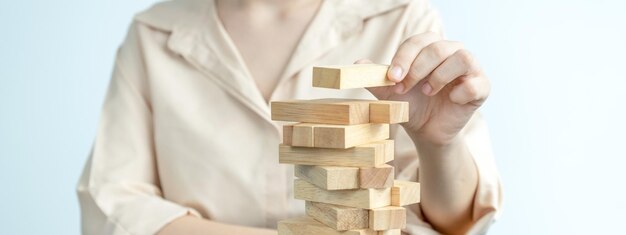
[77,0,502,234]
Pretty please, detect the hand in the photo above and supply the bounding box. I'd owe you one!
[361,32,490,147]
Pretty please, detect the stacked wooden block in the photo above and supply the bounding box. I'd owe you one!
[271,64,421,235]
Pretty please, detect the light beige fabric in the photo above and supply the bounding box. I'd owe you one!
[77,0,502,234]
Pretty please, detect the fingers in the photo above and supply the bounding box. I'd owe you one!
[388,32,442,82]
[449,75,490,105]
[385,33,490,106]
[424,49,479,96]
[403,40,464,94]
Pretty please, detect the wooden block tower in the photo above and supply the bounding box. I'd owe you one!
[271,64,421,235]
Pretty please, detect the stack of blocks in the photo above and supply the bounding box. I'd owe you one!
[271,64,421,235]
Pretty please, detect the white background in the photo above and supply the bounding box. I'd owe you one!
[1,0,625,234]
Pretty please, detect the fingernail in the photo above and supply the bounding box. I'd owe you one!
[389,65,403,82]
[422,83,433,95]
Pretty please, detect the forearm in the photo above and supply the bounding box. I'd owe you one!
[409,131,478,235]
[158,215,276,235]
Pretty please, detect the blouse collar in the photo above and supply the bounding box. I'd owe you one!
[134,0,411,126]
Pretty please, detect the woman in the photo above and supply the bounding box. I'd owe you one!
[77,0,501,234]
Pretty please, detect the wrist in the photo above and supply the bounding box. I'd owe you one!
[405,126,462,146]
[405,128,466,158]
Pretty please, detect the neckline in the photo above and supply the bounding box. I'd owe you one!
[209,0,328,104]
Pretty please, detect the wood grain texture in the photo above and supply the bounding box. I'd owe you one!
[391,180,421,206]
[313,123,389,149]
[292,124,315,147]
[271,99,371,124]
[312,64,396,89]
[295,165,359,190]
[283,124,294,145]
[285,123,389,148]
[369,206,406,230]
[278,216,377,235]
[271,99,409,125]
[382,141,394,165]
[359,164,394,189]
[294,164,394,190]
[279,140,394,167]
[294,179,391,209]
[305,201,368,230]
[369,101,409,124]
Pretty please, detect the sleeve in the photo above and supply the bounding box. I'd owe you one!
[391,1,503,234]
[76,22,200,235]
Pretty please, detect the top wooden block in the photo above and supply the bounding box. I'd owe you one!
[313,64,396,89]
[271,99,408,125]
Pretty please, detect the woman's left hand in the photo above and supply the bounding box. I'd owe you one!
[361,32,490,147]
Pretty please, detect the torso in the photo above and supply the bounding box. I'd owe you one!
[121,0,430,228]
[216,0,323,101]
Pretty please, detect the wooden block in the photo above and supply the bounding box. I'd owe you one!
[295,165,359,190]
[378,229,401,235]
[283,124,294,145]
[369,206,406,230]
[312,64,395,89]
[278,216,377,235]
[382,141,394,164]
[294,179,391,209]
[292,124,315,147]
[359,164,394,189]
[295,165,394,190]
[391,180,421,206]
[305,201,368,230]
[279,140,394,168]
[286,123,389,148]
[271,99,370,125]
[313,123,389,149]
[369,101,409,124]
[271,99,409,125]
